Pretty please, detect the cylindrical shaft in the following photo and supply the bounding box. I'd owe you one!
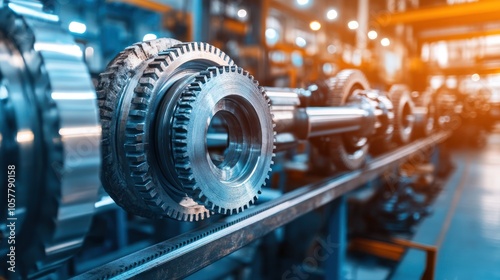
[305,107,368,138]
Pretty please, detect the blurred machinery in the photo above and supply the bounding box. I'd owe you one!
[0,1,100,278]
[1,0,499,279]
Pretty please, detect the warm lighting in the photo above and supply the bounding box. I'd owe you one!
[68,21,86,34]
[381,37,391,46]
[368,30,378,40]
[295,37,307,48]
[265,28,277,39]
[471,73,480,81]
[326,9,338,20]
[16,130,34,143]
[327,44,337,54]
[297,0,309,6]
[143,33,157,41]
[237,9,247,18]
[348,20,359,30]
[310,21,321,31]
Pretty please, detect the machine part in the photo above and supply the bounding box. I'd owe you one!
[99,41,238,220]
[320,69,373,171]
[361,90,395,155]
[171,65,275,214]
[304,79,333,107]
[413,90,436,138]
[433,86,460,130]
[0,1,100,277]
[389,84,416,144]
[97,38,202,220]
[266,88,375,140]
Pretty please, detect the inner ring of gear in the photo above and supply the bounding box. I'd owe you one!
[171,66,275,215]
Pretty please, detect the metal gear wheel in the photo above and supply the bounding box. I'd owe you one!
[0,1,100,277]
[171,65,275,214]
[100,41,236,221]
[413,90,436,138]
[388,84,415,144]
[315,69,372,171]
[97,38,190,219]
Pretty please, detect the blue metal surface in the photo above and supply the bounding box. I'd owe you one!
[325,196,348,280]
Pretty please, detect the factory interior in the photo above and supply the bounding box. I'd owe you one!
[1,0,500,279]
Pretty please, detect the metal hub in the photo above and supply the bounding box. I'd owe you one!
[171,66,275,214]
[99,42,274,220]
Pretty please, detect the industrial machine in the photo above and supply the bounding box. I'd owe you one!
[0,1,463,279]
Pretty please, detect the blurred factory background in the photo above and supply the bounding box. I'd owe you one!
[54,0,500,98]
[1,0,500,279]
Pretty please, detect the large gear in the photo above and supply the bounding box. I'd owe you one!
[0,1,100,277]
[100,42,236,221]
[388,84,415,144]
[317,69,372,171]
[97,38,187,219]
[413,90,436,138]
[171,65,275,214]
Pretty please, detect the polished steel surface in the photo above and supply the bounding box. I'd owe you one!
[171,66,274,214]
[98,41,235,221]
[305,107,368,137]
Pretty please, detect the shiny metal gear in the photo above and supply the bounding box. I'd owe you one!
[100,42,236,221]
[0,1,100,278]
[388,84,415,144]
[315,69,373,171]
[413,90,436,138]
[365,90,395,155]
[171,65,275,214]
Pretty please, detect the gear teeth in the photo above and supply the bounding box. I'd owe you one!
[170,64,274,216]
[104,41,235,220]
[126,122,145,132]
[124,143,144,152]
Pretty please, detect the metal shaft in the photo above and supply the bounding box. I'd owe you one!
[304,107,369,138]
[266,87,375,140]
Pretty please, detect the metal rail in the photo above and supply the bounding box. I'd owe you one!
[73,132,450,280]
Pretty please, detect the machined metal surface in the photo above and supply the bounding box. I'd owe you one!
[171,65,275,214]
[389,84,416,144]
[316,69,373,171]
[73,132,450,280]
[0,0,100,277]
[98,41,234,221]
[98,42,275,220]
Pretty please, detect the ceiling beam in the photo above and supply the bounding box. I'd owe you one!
[375,0,500,27]
[419,28,500,43]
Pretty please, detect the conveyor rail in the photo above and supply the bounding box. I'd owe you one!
[73,131,450,280]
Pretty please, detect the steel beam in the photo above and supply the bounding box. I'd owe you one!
[375,0,500,27]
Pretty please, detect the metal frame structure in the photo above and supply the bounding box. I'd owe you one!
[74,132,450,280]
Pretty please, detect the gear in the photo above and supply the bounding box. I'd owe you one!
[0,1,100,277]
[315,69,372,171]
[171,65,275,214]
[388,84,415,144]
[413,90,436,138]
[97,38,184,218]
[101,42,235,221]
